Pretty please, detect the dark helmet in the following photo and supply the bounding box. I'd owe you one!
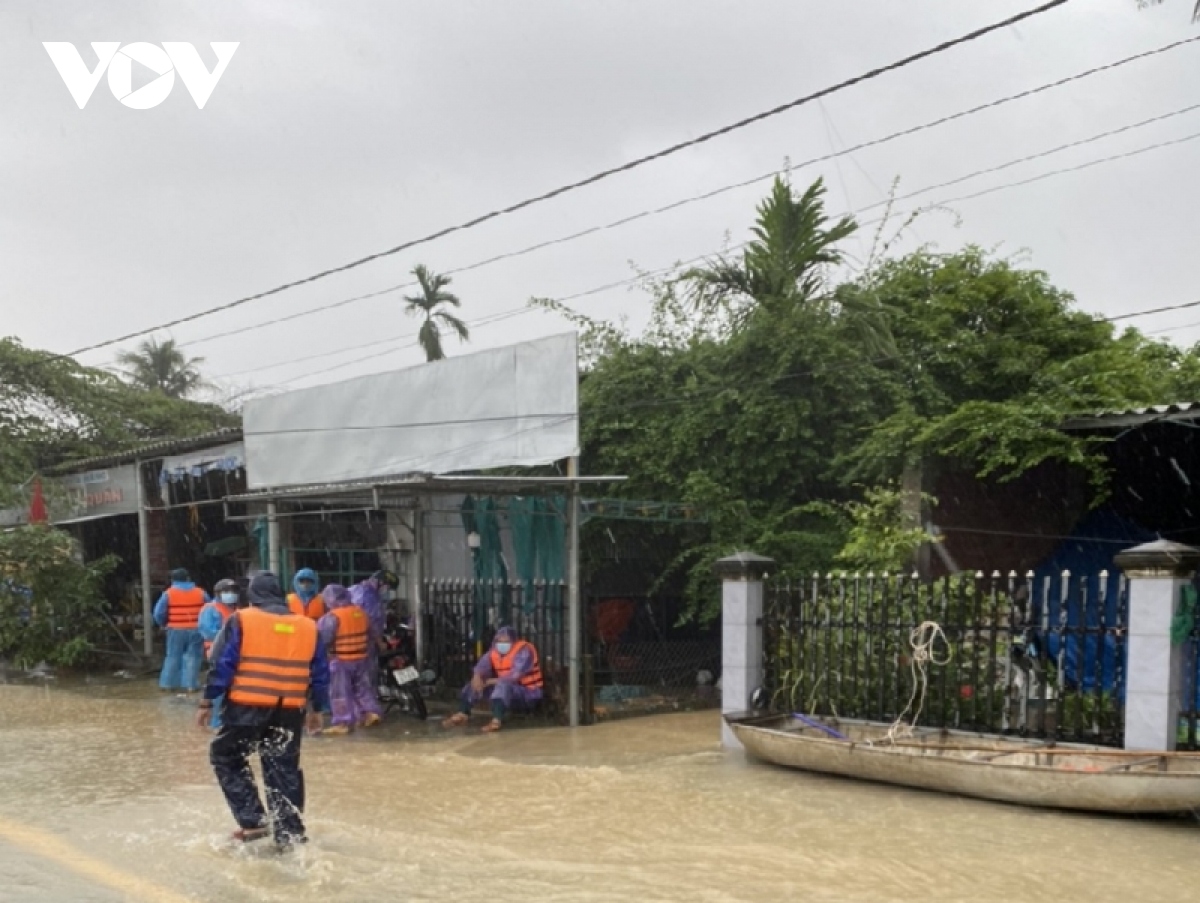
[371,569,399,590]
[214,578,238,595]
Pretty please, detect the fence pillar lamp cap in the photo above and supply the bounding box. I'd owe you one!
[1114,539,1200,578]
[713,552,775,581]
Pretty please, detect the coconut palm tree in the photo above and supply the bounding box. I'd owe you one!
[404,265,470,362]
[115,336,205,398]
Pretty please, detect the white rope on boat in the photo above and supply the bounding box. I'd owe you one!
[885,621,951,744]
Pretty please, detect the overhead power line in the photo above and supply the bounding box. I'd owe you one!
[210,103,1200,387]
[230,294,1200,438]
[172,32,1200,356]
[65,1,1069,359]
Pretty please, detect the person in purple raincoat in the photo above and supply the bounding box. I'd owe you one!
[350,569,397,639]
[442,626,543,733]
[316,584,383,735]
[351,569,398,686]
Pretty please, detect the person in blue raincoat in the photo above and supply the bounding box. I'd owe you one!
[286,568,326,620]
[198,578,244,729]
[153,568,209,693]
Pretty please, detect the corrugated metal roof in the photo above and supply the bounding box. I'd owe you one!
[46,427,243,475]
[1061,402,1200,431]
[227,473,625,504]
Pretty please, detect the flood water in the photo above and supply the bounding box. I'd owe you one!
[0,677,1196,903]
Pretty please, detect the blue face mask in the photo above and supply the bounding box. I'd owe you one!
[495,641,513,655]
[219,592,238,604]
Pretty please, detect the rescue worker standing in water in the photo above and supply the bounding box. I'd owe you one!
[198,571,331,848]
[154,568,209,693]
[197,578,243,730]
[287,567,326,620]
[317,584,383,734]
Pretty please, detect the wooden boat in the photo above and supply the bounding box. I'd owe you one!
[726,711,1200,813]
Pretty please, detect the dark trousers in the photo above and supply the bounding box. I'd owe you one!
[209,705,307,843]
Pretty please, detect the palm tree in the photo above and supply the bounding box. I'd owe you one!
[681,176,858,321]
[116,336,205,398]
[1137,0,1200,21]
[404,265,470,362]
[680,176,895,354]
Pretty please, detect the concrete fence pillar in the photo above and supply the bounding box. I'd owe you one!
[716,552,774,749]
[1113,539,1200,751]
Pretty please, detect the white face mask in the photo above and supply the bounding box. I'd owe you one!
[219,592,238,604]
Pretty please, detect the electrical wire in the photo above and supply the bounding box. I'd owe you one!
[63,1,1070,359]
[171,34,1200,357]
[231,293,1200,439]
[220,109,1200,388]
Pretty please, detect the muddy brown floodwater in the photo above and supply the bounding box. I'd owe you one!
[0,677,1197,903]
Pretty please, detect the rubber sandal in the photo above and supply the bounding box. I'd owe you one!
[322,725,350,736]
[441,713,469,728]
[481,719,503,733]
[233,827,271,843]
[361,713,382,728]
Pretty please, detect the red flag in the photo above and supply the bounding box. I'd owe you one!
[28,478,48,526]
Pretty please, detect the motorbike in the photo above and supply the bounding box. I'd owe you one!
[377,620,428,721]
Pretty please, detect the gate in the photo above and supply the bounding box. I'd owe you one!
[762,571,1129,747]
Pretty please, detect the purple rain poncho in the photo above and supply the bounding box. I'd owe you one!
[318,584,381,728]
[458,626,543,718]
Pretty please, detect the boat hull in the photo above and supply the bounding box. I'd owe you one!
[729,714,1200,814]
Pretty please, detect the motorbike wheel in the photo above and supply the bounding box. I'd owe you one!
[402,684,427,721]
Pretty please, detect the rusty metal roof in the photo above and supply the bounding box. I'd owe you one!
[45,427,243,474]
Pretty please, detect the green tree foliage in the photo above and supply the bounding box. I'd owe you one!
[842,249,1200,496]
[556,177,1200,620]
[1137,0,1200,22]
[404,264,470,362]
[834,486,934,574]
[0,337,236,507]
[115,336,205,398]
[0,526,116,667]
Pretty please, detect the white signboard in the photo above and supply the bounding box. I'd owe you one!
[244,333,579,489]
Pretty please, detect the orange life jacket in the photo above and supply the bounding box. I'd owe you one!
[228,608,317,709]
[489,639,543,691]
[330,606,370,661]
[287,592,326,620]
[166,586,205,630]
[202,601,234,658]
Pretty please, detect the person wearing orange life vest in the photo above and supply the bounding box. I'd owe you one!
[198,578,243,730]
[442,626,542,733]
[198,571,331,849]
[152,568,209,692]
[286,568,326,619]
[316,584,383,734]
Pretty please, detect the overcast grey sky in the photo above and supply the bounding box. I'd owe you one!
[2,0,1198,400]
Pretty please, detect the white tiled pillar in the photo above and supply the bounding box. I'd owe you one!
[716,552,774,749]
[1113,539,1200,751]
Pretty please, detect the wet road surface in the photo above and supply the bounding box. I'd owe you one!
[1,677,1197,902]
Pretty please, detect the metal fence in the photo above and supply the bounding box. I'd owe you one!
[421,579,569,710]
[763,571,1130,747]
[586,595,721,719]
[418,583,721,722]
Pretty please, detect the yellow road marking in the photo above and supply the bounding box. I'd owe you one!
[0,815,197,903]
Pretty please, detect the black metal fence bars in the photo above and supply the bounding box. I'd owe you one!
[421,579,569,700]
[762,570,1129,747]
